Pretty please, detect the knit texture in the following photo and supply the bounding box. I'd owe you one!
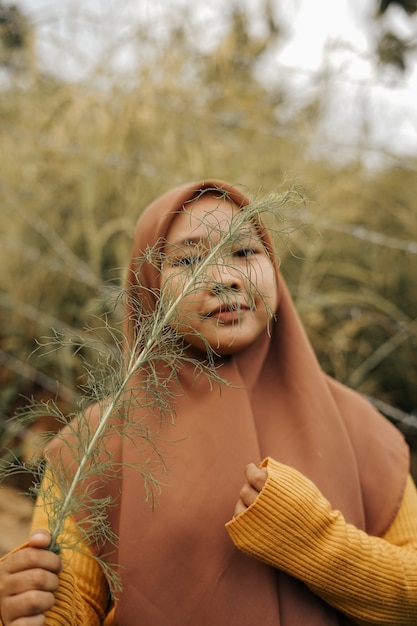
[32,492,111,625]
[0,482,111,626]
[0,539,109,626]
[226,457,417,625]
[2,462,417,625]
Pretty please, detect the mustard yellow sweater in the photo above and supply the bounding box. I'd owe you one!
[2,457,417,625]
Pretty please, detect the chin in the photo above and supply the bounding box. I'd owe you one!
[213,340,250,356]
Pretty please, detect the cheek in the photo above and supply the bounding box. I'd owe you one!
[267,271,279,312]
[252,261,278,311]
[161,269,188,303]
[161,271,204,322]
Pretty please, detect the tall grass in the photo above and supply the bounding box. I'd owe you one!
[0,188,304,586]
[0,9,416,480]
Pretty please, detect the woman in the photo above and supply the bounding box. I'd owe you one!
[1,179,417,625]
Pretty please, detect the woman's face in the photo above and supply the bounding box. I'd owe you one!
[161,193,278,355]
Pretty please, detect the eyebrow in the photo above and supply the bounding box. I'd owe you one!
[166,236,212,248]
[168,228,263,248]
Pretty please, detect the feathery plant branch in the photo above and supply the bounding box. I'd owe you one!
[0,186,305,593]
[298,211,417,254]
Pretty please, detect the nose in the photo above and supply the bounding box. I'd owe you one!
[212,281,238,295]
[208,260,242,293]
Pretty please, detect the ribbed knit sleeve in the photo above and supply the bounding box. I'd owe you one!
[30,492,112,626]
[43,553,109,626]
[0,466,114,626]
[226,457,417,625]
[0,533,111,626]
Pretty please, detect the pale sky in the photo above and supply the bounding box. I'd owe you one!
[11,0,417,163]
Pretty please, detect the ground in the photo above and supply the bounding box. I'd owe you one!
[0,485,33,557]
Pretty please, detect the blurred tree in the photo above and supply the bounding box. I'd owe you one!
[211,2,281,77]
[0,3,25,48]
[0,1,34,75]
[377,31,409,70]
[376,0,417,71]
[378,0,417,15]
[0,0,416,457]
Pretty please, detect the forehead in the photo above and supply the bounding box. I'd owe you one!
[165,193,241,245]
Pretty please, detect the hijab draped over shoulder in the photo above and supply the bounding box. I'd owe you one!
[55,180,410,626]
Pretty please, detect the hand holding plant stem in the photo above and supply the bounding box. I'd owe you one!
[1,187,305,591]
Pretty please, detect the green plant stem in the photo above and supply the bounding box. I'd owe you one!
[48,206,259,551]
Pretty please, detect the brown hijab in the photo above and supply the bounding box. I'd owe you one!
[62,181,410,625]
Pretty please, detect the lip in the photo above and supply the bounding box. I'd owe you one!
[206,304,250,323]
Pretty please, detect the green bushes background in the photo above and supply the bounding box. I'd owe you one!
[0,5,416,464]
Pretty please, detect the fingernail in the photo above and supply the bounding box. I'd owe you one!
[31,529,50,540]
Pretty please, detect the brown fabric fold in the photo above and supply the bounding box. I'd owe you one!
[49,180,409,625]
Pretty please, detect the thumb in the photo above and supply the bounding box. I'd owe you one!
[28,529,52,549]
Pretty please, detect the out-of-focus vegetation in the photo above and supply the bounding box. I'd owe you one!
[377,0,417,71]
[0,2,416,474]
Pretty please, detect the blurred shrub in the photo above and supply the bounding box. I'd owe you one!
[0,6,416,466]
[281,162,417,414]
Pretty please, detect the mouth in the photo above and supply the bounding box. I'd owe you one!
[205,303,251,323]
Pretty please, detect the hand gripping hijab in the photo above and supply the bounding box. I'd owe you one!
[62,180,410,625]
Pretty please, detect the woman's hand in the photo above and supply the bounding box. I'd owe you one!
[0,529,62,626]
[234,463,267,518]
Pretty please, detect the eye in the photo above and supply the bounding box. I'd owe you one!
[234,247,258,258]
[173,255,202,267]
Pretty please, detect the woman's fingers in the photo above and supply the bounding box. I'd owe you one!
[4,547,62,579]
[0,536,62,626]
[28,530,52,550]
[245,463,267,492]
[5,563,61,596]
[233,463,268,518]
[233,498,247,518]
[4,587,56,623]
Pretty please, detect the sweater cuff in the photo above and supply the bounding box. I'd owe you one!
[44,563,84,626]
[0,546,82,626]
[225,456,336,580]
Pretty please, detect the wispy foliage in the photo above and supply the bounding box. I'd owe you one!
[0,1,416,500]
[0,189,303,592]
